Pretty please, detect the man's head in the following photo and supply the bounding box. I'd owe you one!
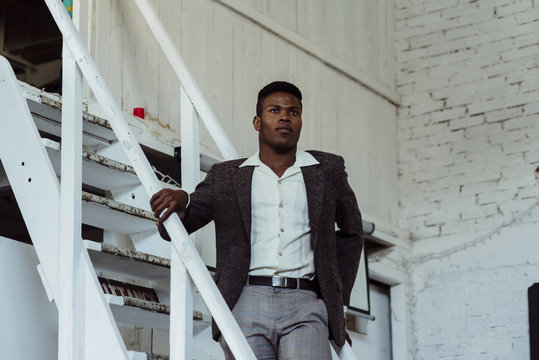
[253,81,303,153]
[256,81,302,117]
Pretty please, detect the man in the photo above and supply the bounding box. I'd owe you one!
[150,81,364,359]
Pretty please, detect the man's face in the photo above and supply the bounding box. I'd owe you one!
[253,92,302,152]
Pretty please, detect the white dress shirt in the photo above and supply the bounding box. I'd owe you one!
[239,150,320,278]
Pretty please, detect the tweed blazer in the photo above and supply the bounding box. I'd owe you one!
[181,150,364,346]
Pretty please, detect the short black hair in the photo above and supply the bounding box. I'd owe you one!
[256,81,302,117]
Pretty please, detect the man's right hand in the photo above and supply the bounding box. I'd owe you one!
[150,189,189,240]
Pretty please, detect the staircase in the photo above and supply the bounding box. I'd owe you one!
[0,77,222,358]
[0,1,359,359]
[0,0,256,358]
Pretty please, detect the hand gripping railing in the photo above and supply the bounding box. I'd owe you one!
[43,1,256,359]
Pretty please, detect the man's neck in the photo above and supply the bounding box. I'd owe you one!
[259,145,297,178]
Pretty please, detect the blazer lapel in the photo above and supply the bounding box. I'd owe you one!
[301,164,325,249]
[232,166,255,241]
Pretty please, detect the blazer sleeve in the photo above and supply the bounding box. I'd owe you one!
[181,164,216,234]
[334,156,365,307]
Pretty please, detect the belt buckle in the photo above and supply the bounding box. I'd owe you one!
[272,275,287,288]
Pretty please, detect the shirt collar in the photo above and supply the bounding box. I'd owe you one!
[239,150,319,168]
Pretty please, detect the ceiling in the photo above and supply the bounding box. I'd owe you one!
[1,0,62,92]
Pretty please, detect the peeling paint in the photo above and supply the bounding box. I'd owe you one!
[128,111,181,146]
[123,296,170,314]
[82,191,156,221]
[193,310,204,321]
[40,96,112,129]
[40,96,63,110]
[122,296,207,323]
[83,151,136,175]
[83,112,112,129]
[143,113,173,131]
[100,243,170,268]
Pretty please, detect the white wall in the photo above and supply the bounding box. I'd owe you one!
[0,237,58,360]
[84,0,400,229]
[395,0,539,358]
[350,283,392,360]
[235,0,396,89]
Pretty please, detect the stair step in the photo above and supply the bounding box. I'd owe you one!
[105,294,211,331]
[82,191,156,234]
[43,138,140,190]
[85,240,170,282]
[20,82,116,147]
[127,351,169,360]
[146,354,169,360]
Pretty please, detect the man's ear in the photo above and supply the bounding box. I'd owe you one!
[253,116,261,131]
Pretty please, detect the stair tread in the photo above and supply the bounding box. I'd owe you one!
[82,191,155,220]
[105,294,211,331]
[86,241,171,281]
[145,354,169,360]
[108,294,170,314]
[82,191,156,234]
[21,82,117,146]
[127,351,169,360]
[43,138,140,190]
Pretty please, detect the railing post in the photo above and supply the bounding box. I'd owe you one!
[58,42,84,359]
[169,86,200,360]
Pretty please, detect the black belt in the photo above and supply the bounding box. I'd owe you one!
[248,275,319,293]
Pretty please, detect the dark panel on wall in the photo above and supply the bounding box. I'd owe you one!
[529,283,539,360]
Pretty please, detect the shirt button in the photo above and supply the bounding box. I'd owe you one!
[279,202,283,208]
[280,228,284,232]
[278,252,283,256]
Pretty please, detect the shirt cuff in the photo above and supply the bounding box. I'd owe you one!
[343,305,348,314]
[185,192,191,209]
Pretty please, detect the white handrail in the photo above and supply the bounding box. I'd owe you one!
[43,1,255,359]
[134,0,238,161]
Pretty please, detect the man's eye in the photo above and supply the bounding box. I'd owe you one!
[270,108,279,113]
[290,111,299,116]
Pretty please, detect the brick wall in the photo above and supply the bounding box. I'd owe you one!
[395,0,539,358]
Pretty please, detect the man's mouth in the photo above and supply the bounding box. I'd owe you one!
[275,126,292,133]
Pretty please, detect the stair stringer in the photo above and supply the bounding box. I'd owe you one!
[0,55,130,359]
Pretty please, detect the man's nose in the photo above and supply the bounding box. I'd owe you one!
[279,113,291,122]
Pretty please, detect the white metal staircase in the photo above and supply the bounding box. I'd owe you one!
[0,1,358,359]
[0,75,219,359]
[0,0,255,358]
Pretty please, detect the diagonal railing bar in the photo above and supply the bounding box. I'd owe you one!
[43,1,255,359]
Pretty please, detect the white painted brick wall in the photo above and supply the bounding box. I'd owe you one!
[395,0,539,358]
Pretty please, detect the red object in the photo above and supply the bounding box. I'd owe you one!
[133,107,145,119]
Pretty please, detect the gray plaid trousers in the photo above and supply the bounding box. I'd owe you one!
[220,285,332,360]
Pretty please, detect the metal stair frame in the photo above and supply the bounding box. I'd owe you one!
[0,55,130,359]
[42,1,256,359]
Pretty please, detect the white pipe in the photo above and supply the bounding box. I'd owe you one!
[43,1,255,359]
[133,0,238,161]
